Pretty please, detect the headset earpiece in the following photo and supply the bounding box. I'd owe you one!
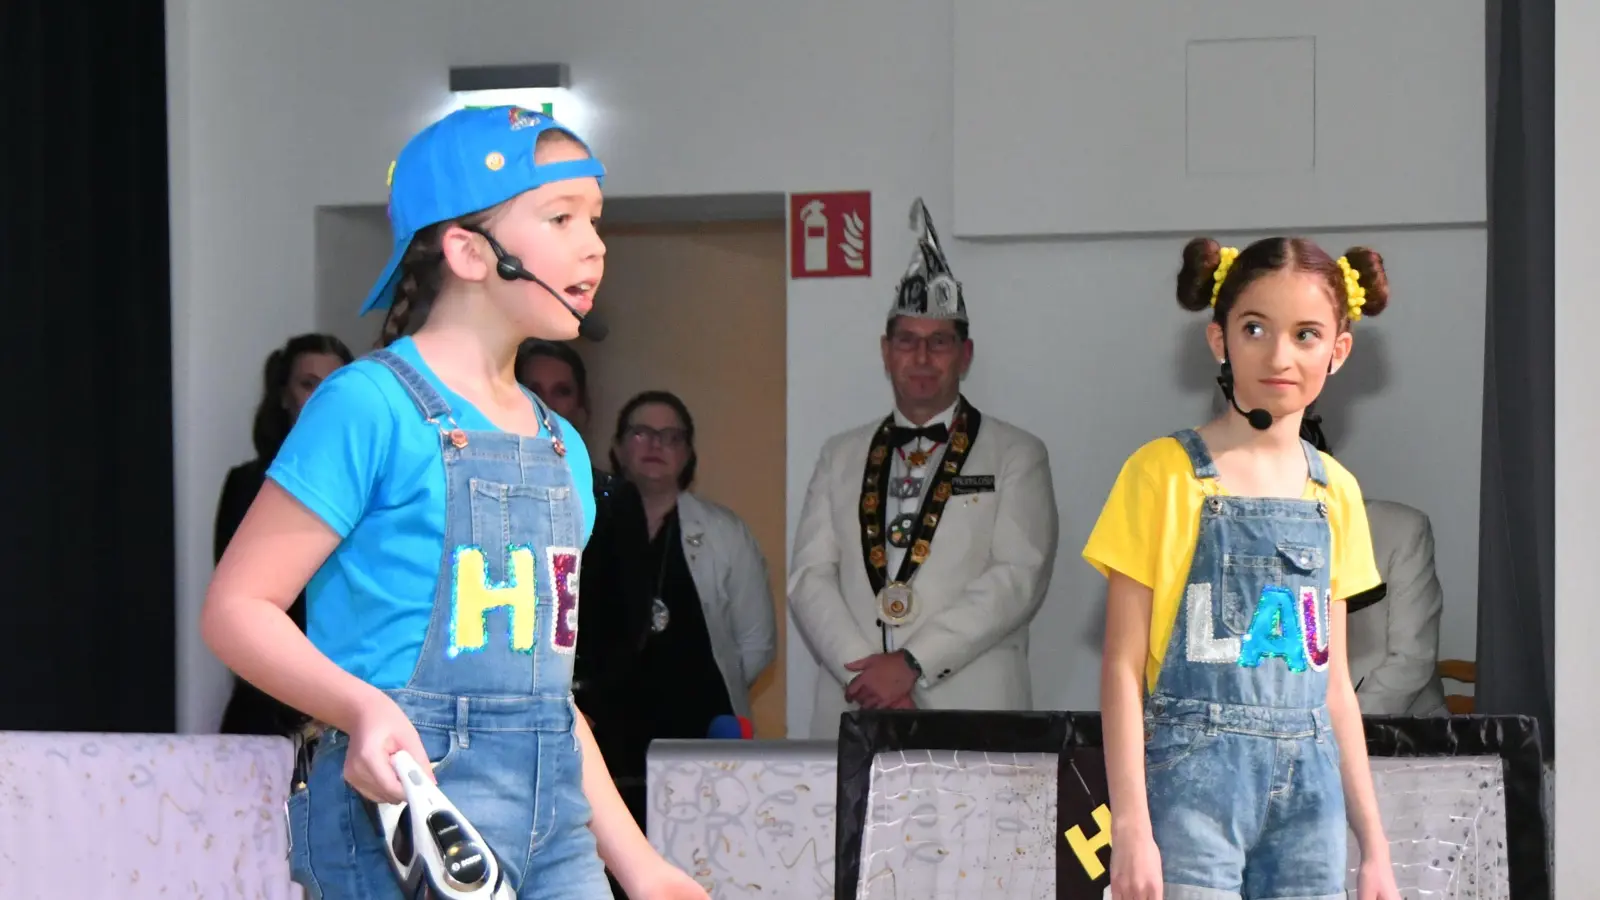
[496,254,524,281]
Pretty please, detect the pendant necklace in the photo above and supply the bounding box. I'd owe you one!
[649,517,676,633]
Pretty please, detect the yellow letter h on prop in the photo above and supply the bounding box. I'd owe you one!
[1064,803,1114,880]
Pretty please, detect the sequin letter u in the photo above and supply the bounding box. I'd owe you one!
[1300,586,1330,671]
[450,546,537,656]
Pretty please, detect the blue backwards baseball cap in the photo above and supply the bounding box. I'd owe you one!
[360,105,607,315]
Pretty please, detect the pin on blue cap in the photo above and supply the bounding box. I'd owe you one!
[360,105,606,316]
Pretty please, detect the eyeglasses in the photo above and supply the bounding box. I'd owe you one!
[888,331,963,355]
[625,425,688,448]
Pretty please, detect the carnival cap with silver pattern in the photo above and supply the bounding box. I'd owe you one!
[889,198,967,323]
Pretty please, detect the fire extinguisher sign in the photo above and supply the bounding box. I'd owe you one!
[788,191,871,280]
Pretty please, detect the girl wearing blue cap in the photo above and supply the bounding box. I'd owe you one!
[203,106,708,899]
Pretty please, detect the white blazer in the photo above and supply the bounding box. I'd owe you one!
[675,492,778,721]
[788,412,1059,738]
[1349,498,1447,716]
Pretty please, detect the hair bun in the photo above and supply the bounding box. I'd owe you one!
[1341,246,1390,318]
[1177,237,1223,312]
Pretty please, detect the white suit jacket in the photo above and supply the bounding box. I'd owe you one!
[788,410,1058,737]
[676,492,778,721]
[1348,498,1447,716]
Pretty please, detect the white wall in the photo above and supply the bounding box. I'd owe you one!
[1555,0,1597,892]
[167,0,1488,736]
[953,1,1484,237]
[314,207,392,355]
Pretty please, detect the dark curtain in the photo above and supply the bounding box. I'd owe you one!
[0,3,176,731]
[1476,0,1555,758]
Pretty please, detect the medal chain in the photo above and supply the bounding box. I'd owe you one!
[890,441,941,548]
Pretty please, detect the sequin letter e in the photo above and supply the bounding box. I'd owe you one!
[450,546,537,656]
[548,547,580,654]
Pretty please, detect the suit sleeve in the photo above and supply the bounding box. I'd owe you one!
[788,440,883,685]
[724,515,778,685]
[902,435,1059,684]
[1357,511,1445,715]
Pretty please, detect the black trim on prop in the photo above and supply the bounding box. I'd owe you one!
[833,710,1547,900]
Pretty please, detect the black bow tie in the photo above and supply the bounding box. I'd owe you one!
[888,423,949,447]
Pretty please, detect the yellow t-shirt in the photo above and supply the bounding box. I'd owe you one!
[1082,435,1381,692]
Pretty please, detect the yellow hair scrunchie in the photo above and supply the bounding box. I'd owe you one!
[1336,256,1366,321]
[1210,246,1241,307]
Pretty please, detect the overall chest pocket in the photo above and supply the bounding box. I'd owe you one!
[1220,541,1325,634]
[469,478,579,556]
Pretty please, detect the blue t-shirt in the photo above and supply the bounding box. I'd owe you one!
[266,337,595,689]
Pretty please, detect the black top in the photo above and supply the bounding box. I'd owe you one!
[601,507,734,779]
[213,459,310,736]
[574,470,655,717]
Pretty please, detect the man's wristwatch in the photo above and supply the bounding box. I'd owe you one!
[899,649,924,678]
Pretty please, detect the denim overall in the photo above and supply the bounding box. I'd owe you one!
[1144,429,1346,900]
[287,350,610,899]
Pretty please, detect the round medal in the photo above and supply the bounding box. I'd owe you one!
[888,513,916,548]
[650,597,671,633]
[877,582,916,626]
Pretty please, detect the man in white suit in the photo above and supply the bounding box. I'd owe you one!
[789,198,1059,738]
[1349,498,1448,715]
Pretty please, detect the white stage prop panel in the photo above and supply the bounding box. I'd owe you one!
[648,739,839,898]
[0,731,298,898]
[652,734,1543,899]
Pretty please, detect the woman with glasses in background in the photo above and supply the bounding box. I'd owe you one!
[598,390,777,878]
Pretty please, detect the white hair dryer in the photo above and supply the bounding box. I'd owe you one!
[366,750,517,899]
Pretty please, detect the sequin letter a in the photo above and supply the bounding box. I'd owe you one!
[548,547,580,654]
[450,546,537,656]
[1184,583,1241,664]
[1238,586,1310,672]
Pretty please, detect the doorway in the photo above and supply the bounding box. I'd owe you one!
[577,219,789,737]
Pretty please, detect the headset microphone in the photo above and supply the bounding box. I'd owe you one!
[1217,360,1273,431]
[470,227,609,342]
[495,255,609,342]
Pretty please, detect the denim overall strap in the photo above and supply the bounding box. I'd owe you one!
[1172,429,1330,491]
[1170,429,1219,482]
[368,348,453,424]
[1302,438,1329,488]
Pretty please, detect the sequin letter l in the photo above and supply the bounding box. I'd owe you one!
[548,547,580,654]
[450,546,537,656]
[1184,583,1241,664]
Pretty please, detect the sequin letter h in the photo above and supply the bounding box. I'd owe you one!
[450,546,538,656]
